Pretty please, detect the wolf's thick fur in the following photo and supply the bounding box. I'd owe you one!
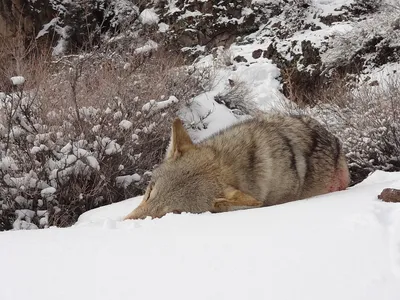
[124,114,350,220]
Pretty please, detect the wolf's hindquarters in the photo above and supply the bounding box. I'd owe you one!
[331,155,350,192]
[297,116,350,199]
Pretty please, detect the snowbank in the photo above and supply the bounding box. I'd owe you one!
[0,171,399,300]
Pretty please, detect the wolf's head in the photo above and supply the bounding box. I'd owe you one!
[123,119,222,220]
[123,119,263,220]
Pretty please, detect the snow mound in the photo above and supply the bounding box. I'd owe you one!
[1,171,399,300]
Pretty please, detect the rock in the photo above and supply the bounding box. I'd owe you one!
[233,55,248,63]
[164,0,264,55]
[369,80,379,86]
[378,188,400,203]
[252,49,263,59]
[300,40,321,66]
[319,13,348,26]
[393,17,400,30]
[262,43,289,70]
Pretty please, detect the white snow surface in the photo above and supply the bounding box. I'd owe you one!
[1,171,400,300]
[10,76,25,86]
[40,187,56,197]
[134,39,159,54]
[119,120,133,130]
[142,95,179,114]
[52,25,70,56]
[36,17,59,39]
[139,8,159,25]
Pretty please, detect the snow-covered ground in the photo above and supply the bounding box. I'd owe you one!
[1,170,400,300]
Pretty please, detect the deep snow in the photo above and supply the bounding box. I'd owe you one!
[1,171,400,300]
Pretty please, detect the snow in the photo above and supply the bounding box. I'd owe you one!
[92,124,101,133]
[134,39,159,54]
[180,48,283,140]
[225,55,282,110]
[158,22,169,33]
[102,138,121,155]
[40,187,56,197]
[166,0,181,15]
[52,25,70,56]
[0,156,18,171]
[85,156,100,171]
[30,144,49,154]
[142,96,179,113]
[13,219,38,230]
[115,174,141,188]
[36,17,59,39]
[178,10,203,20]
[360,62,400,87]
[313,0,354,15]
[1,171,400,300]
[139,8,159,25]
[119,120,133,130]
[10,76,25,86]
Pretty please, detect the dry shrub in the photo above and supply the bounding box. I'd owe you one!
[0,28,52,92]
[214,79,256,115]
[280,66,329,107]
[308,76,400,185]
[211,47,234,67]
[0,40,212,230]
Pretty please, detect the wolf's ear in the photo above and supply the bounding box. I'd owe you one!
[212,187,263,212]
[165,118,195,160]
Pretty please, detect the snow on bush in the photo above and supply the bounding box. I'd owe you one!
[0,44,218,231]
[10,76,25,86]
[134,40,159,54]
[0,89,180,230]
[139,8,159,25]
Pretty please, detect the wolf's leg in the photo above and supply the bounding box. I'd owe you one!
[212,187,263,211]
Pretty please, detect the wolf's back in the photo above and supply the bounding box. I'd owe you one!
[201,114,350,206]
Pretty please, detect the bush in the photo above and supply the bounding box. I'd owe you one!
[322,8,400,75]
[308,76,400,185]
[0,91,179,229]
[350,0,384,15]
[0,42,212,230]
[214,79,255,115]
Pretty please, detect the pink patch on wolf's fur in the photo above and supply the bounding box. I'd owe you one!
[328,167,350,192]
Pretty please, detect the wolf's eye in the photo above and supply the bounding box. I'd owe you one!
[172,210,182,214]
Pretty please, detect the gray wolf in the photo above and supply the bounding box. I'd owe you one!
[124,114,350,220]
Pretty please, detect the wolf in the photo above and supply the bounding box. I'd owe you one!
[124,114,350,220]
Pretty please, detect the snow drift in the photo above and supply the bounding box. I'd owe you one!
[0,171,399,300]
